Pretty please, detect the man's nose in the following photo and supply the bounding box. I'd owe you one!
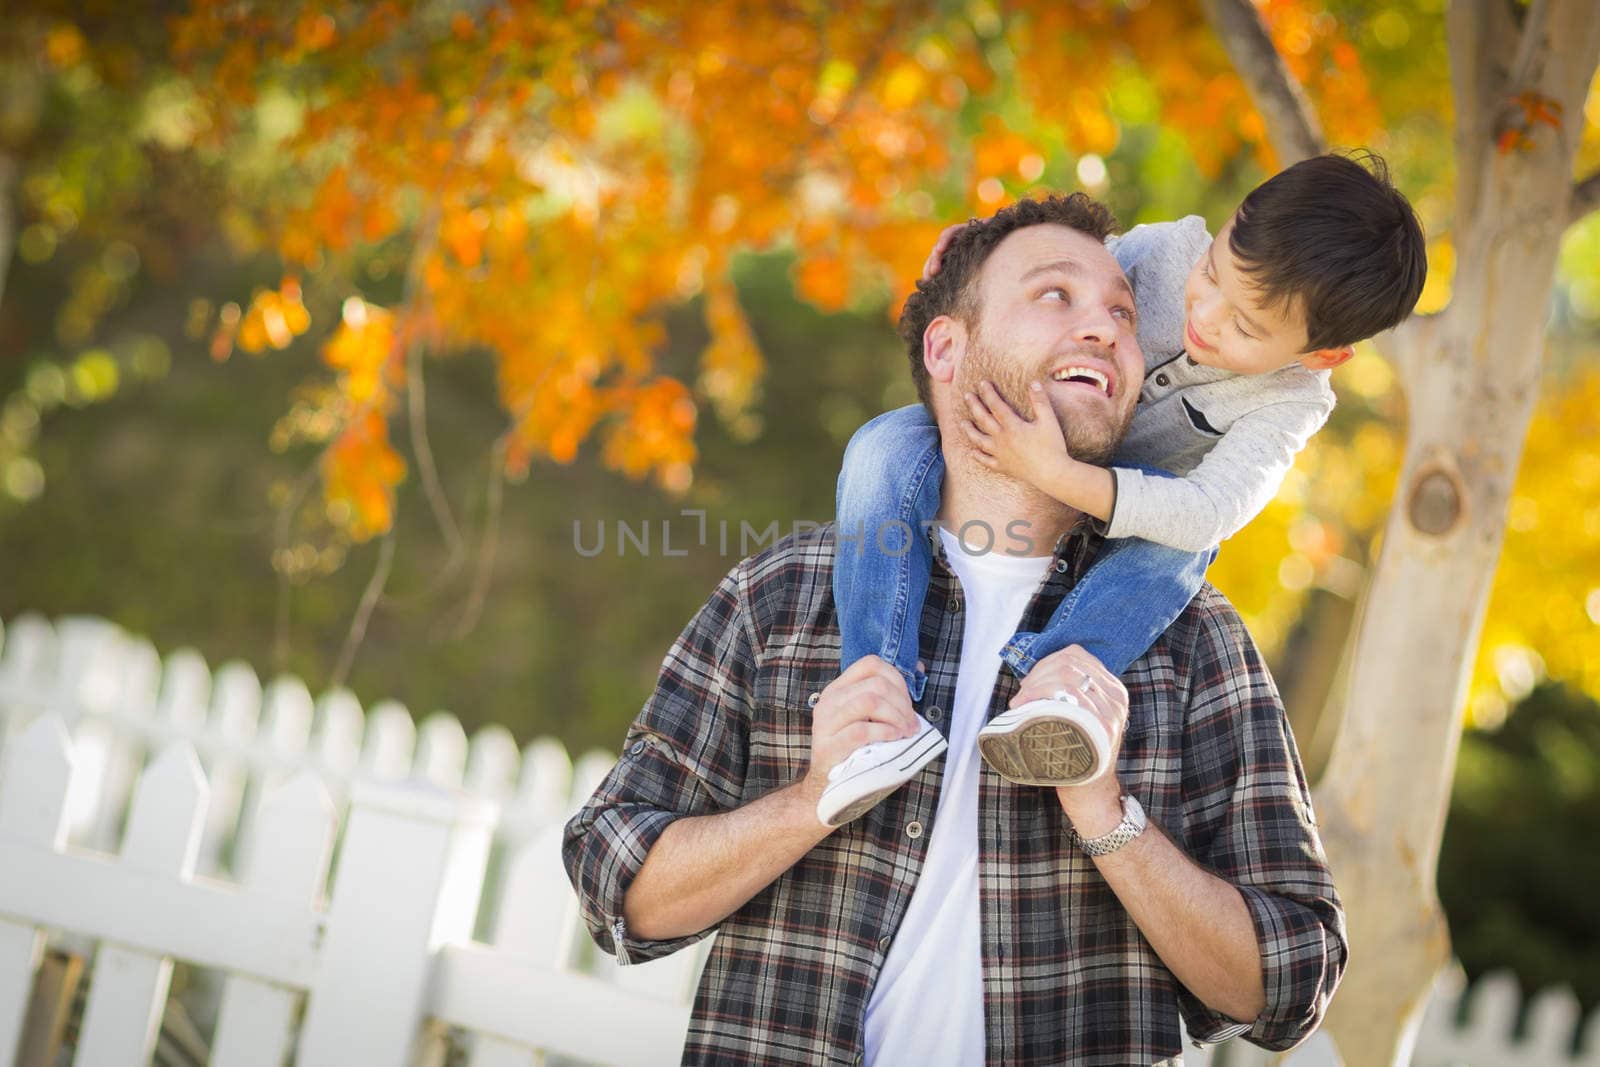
[1070,304,1120,346]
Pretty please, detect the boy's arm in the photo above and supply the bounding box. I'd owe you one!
[964,381,1330,552]
[1106,398,1331,552]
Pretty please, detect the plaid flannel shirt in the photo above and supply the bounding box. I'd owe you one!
[564,523,1345,1066]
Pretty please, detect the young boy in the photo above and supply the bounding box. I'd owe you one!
[818,151,1426,827]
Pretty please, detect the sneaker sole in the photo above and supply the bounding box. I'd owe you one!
[978,718,1103,787]
[816,731,949,828]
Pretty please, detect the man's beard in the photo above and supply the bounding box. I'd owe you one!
[956,328,1129,467]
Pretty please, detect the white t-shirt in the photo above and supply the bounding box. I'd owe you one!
[864,527,1052,1067]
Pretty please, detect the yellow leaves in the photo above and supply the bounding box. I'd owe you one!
[972,116,1040,184]
[1497,91,1565,156]
[323,409,406,542]
[1470,366,1600,719]
[880,60,928,113]
[440,206,490,268]
[601,378,698,493]
[1416,238,1456,315]
[794,254,852,312]
[321,297,396,405]
[211,278,310,359]
[44,24,87,69]
[698,277,764,425]
[243,278,311,354]
[292,11,338,56]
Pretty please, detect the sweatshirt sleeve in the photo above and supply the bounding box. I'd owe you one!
[1106,215,1212,368]
[1104,398,1332,552]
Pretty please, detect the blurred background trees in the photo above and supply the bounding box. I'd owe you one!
[2,0,1598,1055]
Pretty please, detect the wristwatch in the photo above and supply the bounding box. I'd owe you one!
[1070,794,1148,856]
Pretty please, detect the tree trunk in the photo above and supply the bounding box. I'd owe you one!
[0,153,16,312]
[1313,4,1600,1063]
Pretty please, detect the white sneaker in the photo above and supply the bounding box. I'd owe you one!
[976,697,1111,787]
[815,718,948,828]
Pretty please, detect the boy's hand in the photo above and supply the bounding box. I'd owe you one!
[962,380,1072,488]
[921,221,972,279]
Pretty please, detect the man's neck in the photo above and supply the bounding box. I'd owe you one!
[936,444,1082,559]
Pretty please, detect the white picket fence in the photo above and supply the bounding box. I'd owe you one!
[0,612,1596,1066]
[0,613,706,1066]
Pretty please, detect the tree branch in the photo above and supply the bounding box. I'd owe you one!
[0,154,16,312]
[1507,0,1554,90]
[445,439,507,642]
[1197,0,1326,164]
[1572,171,1600,228]
[1446,1,1519,226]
[330,529,397,690]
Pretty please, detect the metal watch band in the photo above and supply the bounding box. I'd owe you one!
[1072,794,1147,857]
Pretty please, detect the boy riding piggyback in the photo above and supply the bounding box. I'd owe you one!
[819,151,1427,827]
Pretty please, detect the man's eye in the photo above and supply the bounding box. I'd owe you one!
[1114,306,1136,322]
[1041,287,1068,302]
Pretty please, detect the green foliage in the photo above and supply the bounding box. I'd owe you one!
[1440,683,1600,1012]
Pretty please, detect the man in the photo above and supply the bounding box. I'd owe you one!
[563,193,1345,1066]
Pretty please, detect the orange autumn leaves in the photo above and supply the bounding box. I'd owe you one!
[173,0,1382,543]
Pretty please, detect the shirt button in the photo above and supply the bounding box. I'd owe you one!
[877,935,891,952]
[1054,558,1069,573]
[630,741,646,755]
[1155,373,1170,386]
[946,596,959,610]
[924,705,942,724]
[905,820,924,839]
[855,1054,865,1066]
[807,692,821,708]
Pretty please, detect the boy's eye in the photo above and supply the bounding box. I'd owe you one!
[1233,318,1255,340]
[1114,306,1136,322]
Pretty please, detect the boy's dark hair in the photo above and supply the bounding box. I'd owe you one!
[1229,150,1427,351]
[898,193,1118,408]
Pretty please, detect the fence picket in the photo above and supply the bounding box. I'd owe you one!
[462,827,577,1067]
[0,717,76,1067]
[74,742,209,1066]
[211,770,335,1067]
[231,675,317,874]
[416,711,468,788]
[81,638,161,854]
[500,739,572,843]
[465,725,519,801]
[0,615,55,759]
[296,782,494,1067]
[157,648,212,768]
[361,700,416,781]
[199,660,264,878]
[312,688,364,781]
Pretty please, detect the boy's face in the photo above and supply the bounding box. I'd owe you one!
[1182,217,1351,375]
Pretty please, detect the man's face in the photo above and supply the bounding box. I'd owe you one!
[953,224,1144,466]
[1181,216,1315,374]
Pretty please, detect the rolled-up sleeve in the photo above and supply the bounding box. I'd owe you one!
[1173,594,1348,1051]
[562,564,759,964]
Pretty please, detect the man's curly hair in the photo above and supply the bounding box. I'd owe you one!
[897,193,1119,408]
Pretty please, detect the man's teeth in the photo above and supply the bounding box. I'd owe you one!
[1050,366,1110,394]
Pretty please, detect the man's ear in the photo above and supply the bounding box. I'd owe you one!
[924,315,965,386]
[1299,345,1354,372]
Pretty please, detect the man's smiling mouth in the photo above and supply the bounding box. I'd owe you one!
[1049,365,1112,396]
